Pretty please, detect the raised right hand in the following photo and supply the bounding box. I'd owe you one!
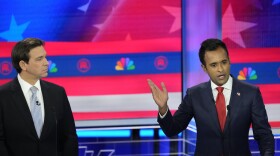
[147,79,168,114]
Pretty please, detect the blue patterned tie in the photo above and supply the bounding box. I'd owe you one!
[30,86,43,138]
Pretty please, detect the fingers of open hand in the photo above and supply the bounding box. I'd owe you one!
[147,79,168,106]
[161,82,167,93]
[147,79,159,92]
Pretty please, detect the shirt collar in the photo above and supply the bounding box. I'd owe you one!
[211,75,233,91]
[17,74,41,93]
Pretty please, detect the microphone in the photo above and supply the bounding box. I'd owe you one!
[36,101,40,106]
[227,105,231,156]
[227,105,231,112]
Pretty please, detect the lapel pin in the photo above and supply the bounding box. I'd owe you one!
[237,92,240,96]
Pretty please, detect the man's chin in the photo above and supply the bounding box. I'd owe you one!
[41,73,48,78]
[214,79,226,86]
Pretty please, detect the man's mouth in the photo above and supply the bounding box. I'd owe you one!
[218,74,225,79]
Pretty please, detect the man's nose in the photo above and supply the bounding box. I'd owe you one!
[45,58,49,66]
[217,63,224,72]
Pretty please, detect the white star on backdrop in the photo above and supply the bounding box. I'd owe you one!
[0,15,30,41]
[93,23,104,30]
[78,0,92,13]
[125,34,132,41]
[162,6,181,33]
[222,5,257,48]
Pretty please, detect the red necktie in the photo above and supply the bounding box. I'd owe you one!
[216,87,226,131]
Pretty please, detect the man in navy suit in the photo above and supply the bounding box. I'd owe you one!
[0,38,78,156]
[147,38,274,155]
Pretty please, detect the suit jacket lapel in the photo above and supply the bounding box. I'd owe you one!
[224,78,242,133]
[40,80,56,139]
[11,78,38,136]
[204,81,222,133]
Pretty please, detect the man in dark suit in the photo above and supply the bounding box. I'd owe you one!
[0,38,78,156]
[147,38,274,155]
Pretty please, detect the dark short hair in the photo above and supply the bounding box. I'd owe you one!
[11,38,45,73]
[198,38,229,66]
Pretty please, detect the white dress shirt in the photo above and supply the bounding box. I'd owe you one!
[159,76,233,118]
[211,76,233,115]
[17,74,45,121]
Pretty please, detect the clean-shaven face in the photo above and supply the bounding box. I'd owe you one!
[24,46,49,79]
[202,47,230,86]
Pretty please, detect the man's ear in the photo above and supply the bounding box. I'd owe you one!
[19,60,27,71]
[201,64,207,72]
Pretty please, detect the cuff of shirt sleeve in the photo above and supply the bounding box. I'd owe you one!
[159,108,168,119]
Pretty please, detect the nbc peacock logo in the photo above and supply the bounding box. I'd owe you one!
[48,60,58,73]
[237,67,257,80]
[115,57,135,71]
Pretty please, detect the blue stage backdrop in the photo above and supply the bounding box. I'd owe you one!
[0,0,182,127]
[222,0,280,128]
